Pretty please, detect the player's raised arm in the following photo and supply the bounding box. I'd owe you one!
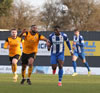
[19,29,27,37]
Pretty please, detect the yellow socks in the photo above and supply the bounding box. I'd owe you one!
[28,66,33,78]
[12,64,14,73]
[22,69,26,78]
[21,65,33,79]
[22,65,27,79]
[12,64,17,73]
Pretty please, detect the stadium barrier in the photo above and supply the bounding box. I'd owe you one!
[0,31,100,75]
[0,65,100,75]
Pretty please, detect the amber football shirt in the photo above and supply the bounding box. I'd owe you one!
[23,31,45,54]
[4,36,22,57]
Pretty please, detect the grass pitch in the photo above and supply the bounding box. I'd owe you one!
[0,74,100,93]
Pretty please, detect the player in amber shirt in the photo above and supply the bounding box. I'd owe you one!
[4,29,22,82]
[19,25,48,85]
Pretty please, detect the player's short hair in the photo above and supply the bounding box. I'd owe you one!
[74,28,80,32]
[11,28,17,32]
[53,25,60,29]
[31,25,36,28]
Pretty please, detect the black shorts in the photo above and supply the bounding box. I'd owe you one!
[9,54,20,63]
[21,52,36,65]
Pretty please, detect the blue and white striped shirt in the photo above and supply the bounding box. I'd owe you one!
[49,32,71,54]
[73,35,84,53]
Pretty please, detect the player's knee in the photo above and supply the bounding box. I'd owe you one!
[28,62,33,67]
[28,57,34,65]
[58,65,63,69]
[59,66,63,69]
[72,55,77,61]
[52,65,57,70]
[52,67,56,70]
[12,59,17,65]
[12,62,16,65]
[28,64,33,67]
[72,58,76,61]
[82,60,86,63]
[82,59,86,63]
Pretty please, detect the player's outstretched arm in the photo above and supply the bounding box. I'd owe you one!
[39,35,51,51]
[39,34,48,42]
[42,37,51,51]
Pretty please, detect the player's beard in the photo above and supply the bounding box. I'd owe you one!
[55,32,60,36]
[31,30,36,35]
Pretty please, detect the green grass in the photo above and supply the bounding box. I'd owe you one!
[0,74,100,93]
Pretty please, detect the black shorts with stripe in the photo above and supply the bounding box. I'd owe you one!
[9,54,20,63]
[21,52,36,65]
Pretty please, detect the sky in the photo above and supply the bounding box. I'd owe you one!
[14,0,100,10]
[15,0,61,8]
[15,0,100,8]
[21,0,46,8]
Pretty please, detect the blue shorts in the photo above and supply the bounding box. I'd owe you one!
[73,52,85,60]
[51,52,64,64]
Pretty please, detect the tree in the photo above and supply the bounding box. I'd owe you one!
[61,0,99,30]
[83,4,100,31]
[0,0,38,29]
[10,0,37,29]
[0,0,13,17]
[40,0,68,31]
[41,0,100,31]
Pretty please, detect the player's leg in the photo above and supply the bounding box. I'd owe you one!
[11,55,20,82]
[21,64,27,84]
[22,64,27,78]
[20,53,28,84]
[58,60,64,86]
[79,54,91,76]
[72,53,78,76]
[12,58,18,81]
[26,57,34,85]
[27,57,34,85]
[52,64,57,75]
[57,52,64,86]
[51,54,57,75]
[27,53,36,85]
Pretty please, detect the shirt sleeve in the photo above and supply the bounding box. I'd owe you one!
[76,36,84,46]
[48,34,52,44]
[39,34,46,40]
[63,33,69,41]
[80,36,84,43]
[63,33,72,51]
[73,35,76,42]
[73,36,76,47]
[23,32,28,36]
[4,38,9,49]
